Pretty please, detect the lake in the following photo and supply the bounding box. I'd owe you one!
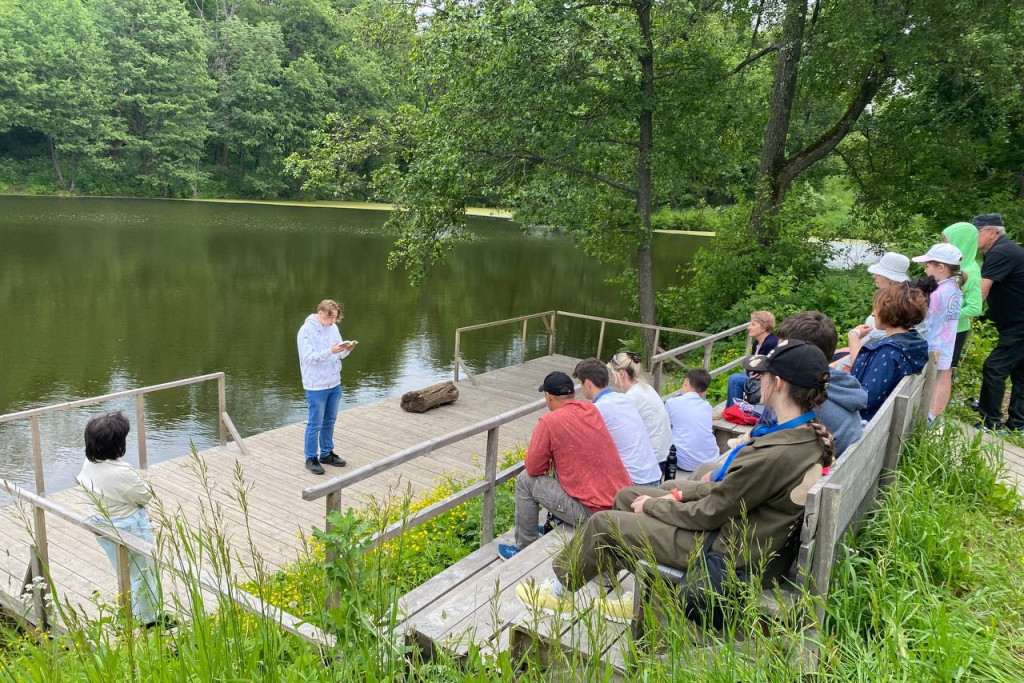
[0,196,708,498]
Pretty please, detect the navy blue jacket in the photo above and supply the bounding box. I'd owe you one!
[850,331,929,421]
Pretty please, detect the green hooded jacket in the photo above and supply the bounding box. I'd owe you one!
[943,222,982,334]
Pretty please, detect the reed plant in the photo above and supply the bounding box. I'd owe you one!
[1,425,1021,681]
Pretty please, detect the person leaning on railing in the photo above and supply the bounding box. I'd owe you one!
[515,340,836,621]
[75,411,168,628]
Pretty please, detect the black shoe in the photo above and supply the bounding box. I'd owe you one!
[143,613,179,630]
[305,458,325,475]
[968,398,982,414]
[319,451,347,467]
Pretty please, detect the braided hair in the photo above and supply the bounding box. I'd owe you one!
[786,377,837,468]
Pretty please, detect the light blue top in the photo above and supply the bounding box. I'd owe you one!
[664,391,720,472]
[594,389,662,485]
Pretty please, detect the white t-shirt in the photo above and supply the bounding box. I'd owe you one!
[594,390,663,485]
[77,459,153,519]
[664,391,720,472]
[626,383,673,461]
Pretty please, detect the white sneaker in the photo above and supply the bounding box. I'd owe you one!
[594,591,634,624]
[516,580,572,616]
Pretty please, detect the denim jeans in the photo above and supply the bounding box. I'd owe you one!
[305,384,342,460]
[725,372,747,407]
[88,506,158,623]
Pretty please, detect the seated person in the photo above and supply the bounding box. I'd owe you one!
[777,311,868,456]
[497,371,632,560]
[607,351,673,469]
[846,284,930,421]
[574,358,662,487]
[515,340,835,617]
[663,369,719,473]
[726,311,778,407]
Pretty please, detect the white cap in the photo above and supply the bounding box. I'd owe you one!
[912,243,963,265]
[867,252,911,282]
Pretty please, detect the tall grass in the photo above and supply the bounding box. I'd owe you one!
[1,425,1022,681]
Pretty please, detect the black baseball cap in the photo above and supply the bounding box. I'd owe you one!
[971,213,1004,229]
[539,371,575,396]
[746,339,829,389]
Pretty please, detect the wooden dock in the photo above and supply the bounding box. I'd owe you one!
[0,354,581,624]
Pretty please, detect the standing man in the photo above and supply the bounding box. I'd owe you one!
[497,371,631,560]
[973,214,1024,430]
[573,358,663,487]
[298,299,355,474]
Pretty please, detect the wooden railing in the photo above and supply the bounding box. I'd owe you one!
[0,479,333,646]
[453,310,707,383]
[650,321,753,393]
[302,396,560,609]
[0,372,249,623]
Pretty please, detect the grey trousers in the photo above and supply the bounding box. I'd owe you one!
[514,471,592,549]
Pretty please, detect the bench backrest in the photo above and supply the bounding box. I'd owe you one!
[794,367,929,610]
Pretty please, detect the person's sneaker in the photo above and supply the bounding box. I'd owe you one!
[143,613,179,630]
[594,591,635,624]
[516,580,572,616]
[319,451,347,467]
[968,398,981,414]
[973,421,1008,436]
[305,458,325,475]
[497,543,521,561]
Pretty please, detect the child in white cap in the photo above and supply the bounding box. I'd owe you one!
[912,243,964,422]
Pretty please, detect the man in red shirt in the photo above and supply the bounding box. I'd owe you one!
[498,371,632,560]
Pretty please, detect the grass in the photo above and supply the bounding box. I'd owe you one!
[1,406,1022,680]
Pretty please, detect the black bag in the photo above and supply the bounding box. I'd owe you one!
[682,530,746,630]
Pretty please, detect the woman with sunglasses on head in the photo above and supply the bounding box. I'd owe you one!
[607,351,673,477]
[517,340,836,621]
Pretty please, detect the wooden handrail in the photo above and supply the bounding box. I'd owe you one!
[1,478,334,646]
[302,397,546,501]
[649,322,750,363]
[0,372,226,423]
[454,310,557,334]
[554,311,707,338]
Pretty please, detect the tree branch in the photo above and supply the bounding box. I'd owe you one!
[779,66,885,187]
[732,42,782,74]
[499,150,638,195]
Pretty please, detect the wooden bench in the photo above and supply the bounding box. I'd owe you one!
[506,364,933,676]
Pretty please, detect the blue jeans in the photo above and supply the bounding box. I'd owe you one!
[304,384,342,460]
[725,372,747,407]
[88,507,158,623]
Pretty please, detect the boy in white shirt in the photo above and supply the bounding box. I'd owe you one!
[664,369,720,473]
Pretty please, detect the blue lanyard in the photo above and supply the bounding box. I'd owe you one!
[711,411,816,482]
[594,388,613,402]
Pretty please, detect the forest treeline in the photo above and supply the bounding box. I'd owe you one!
[2,0,1024,332]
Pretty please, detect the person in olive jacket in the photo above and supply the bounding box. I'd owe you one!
[515,340,836,618]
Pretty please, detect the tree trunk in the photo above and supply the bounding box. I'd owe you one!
[749,0,807,245]
[635,0,657,356]
[47,137,64,189]
[401,381,459,413]
[221,141,230,167]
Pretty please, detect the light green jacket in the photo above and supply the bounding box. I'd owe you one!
[943,222,982,334]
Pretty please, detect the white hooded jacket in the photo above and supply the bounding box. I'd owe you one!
[297,313,351,391]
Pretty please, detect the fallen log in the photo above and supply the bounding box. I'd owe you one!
[400,381,459,413]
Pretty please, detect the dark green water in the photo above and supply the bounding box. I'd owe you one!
[0,196,707,496]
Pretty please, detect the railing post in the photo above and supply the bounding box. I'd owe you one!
[454,331,461,382]
[596,321,606,360]
[744,332,753,357]
[135,394,148,469]
[29,416,49,573]
[548,312,556,356]
[218,374,227,447]
[653,359,663,393]
[115,542,133,619]
[703,340,713,371]
[651,329,660,364]
[324,491,343,611]
[520,320,528,364]
[481,427,500,545]
[28,544,48,629]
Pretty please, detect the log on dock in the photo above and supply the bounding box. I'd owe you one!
[401,382,459,413]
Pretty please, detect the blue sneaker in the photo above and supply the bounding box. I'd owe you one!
[498,544,521,561]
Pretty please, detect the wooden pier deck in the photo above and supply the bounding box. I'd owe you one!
[0,354,581,624]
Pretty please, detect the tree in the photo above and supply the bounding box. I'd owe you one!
[300,0,757,350]
[94,0,215,196]
[0,0,116,190]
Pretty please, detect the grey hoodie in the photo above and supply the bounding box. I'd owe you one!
[818,368,868,456]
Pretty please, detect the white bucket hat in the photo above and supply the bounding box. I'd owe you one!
[912,243,963,266]
[867,252,911,282]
